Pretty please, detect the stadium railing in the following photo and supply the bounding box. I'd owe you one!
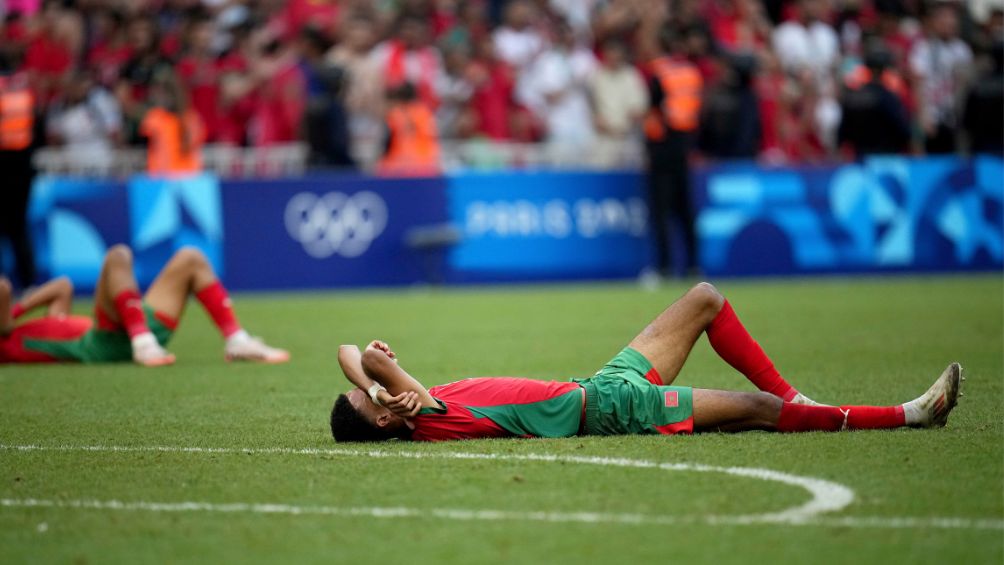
[33,143,311,178]
[32,138,646,178]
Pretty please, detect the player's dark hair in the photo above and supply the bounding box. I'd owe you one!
[330,394,392,442]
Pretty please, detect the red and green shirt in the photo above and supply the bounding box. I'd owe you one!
[410,378,583,442]
[0,315,93,363]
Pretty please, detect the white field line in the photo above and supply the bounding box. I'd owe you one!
[1,497,1002,531]
[2,444,1000,531]
[1,443,852,523]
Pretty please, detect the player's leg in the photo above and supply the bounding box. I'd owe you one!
[144,246,289,363]
[9,276,74,318]
[142,246,216,323]
[692,363,962,432]
[93,245,175,366]
[630,281,813,403]
[692,389,782,432]
[703,288,813,403]
[627,282,727,385]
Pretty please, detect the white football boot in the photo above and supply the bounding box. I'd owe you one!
[224,331,290,364]
[902,363,963,428]
[132,332,176,367]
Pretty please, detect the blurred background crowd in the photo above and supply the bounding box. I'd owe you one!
[0,0,1001,176]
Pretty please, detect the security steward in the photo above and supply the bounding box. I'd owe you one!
[0,51,38,289]
[643,25,703,278]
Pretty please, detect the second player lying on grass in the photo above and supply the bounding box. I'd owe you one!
[330,283,962,441]
[0,245,288,366]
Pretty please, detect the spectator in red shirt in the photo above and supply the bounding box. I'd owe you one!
[248,32,305,146]
[23,0,77,105]
[706,0,772,54]
[176,12,223,141]
[467,34,519,140]
[372,13,445,110]
[280,0,340,42]
[216,24,255,146]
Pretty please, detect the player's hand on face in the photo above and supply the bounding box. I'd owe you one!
[383,390,421,418]
[367,340,397,361]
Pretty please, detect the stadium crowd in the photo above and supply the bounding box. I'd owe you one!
[0,0,1001,174]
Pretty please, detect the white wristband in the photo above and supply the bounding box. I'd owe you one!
[367,383,386,406]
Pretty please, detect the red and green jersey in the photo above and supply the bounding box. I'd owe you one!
[407,348,696,441]
[411,378,583,442]
[0,315,93,363]
[1,304,175,364]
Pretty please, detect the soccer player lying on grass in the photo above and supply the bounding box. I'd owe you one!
[0,245,288,366]
[330,283,962,442]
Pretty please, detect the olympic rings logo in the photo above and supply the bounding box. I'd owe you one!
[284,191,388,259]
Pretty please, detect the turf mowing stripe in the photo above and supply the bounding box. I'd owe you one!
[2,498,1002,531]
[0,442,853,523]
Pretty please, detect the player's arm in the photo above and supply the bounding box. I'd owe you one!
[359,341,437,407]
[14,277,74,319]
[337,342,437,416]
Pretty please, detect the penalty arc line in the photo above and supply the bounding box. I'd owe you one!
[2,444,1001,531]
[1,443,851,524]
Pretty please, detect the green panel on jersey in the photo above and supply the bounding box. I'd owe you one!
[465,389,582,438]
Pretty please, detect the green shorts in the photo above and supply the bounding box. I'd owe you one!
[24,304,175,363]
[573,347,694,436]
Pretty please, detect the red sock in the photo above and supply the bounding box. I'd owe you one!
[707,300,798,400]
[195,280,241,338]
[777,403,845,432]
[841,405,905,429]
[777,403,906,432]
[112,289,150,338]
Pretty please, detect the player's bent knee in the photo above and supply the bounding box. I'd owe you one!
[105,244,133,266]
[54,276,73,293]
[173,246,208,267]
[688,282,724,314]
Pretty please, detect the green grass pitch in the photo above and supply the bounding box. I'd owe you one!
[1,275,1001,564]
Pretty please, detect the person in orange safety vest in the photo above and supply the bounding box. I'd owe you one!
[378,83,441,176]
[643,25,704,280]
[140,68,205,176]
[0,61,38,289]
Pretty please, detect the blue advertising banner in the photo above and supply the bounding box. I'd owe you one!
[129,174,224,283]
[221,174,449,289]
[694,156,1004,276]
[24,157,1003,292]
[445,171,650,282]
[28,174,223,291]
[28,176,129,289]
